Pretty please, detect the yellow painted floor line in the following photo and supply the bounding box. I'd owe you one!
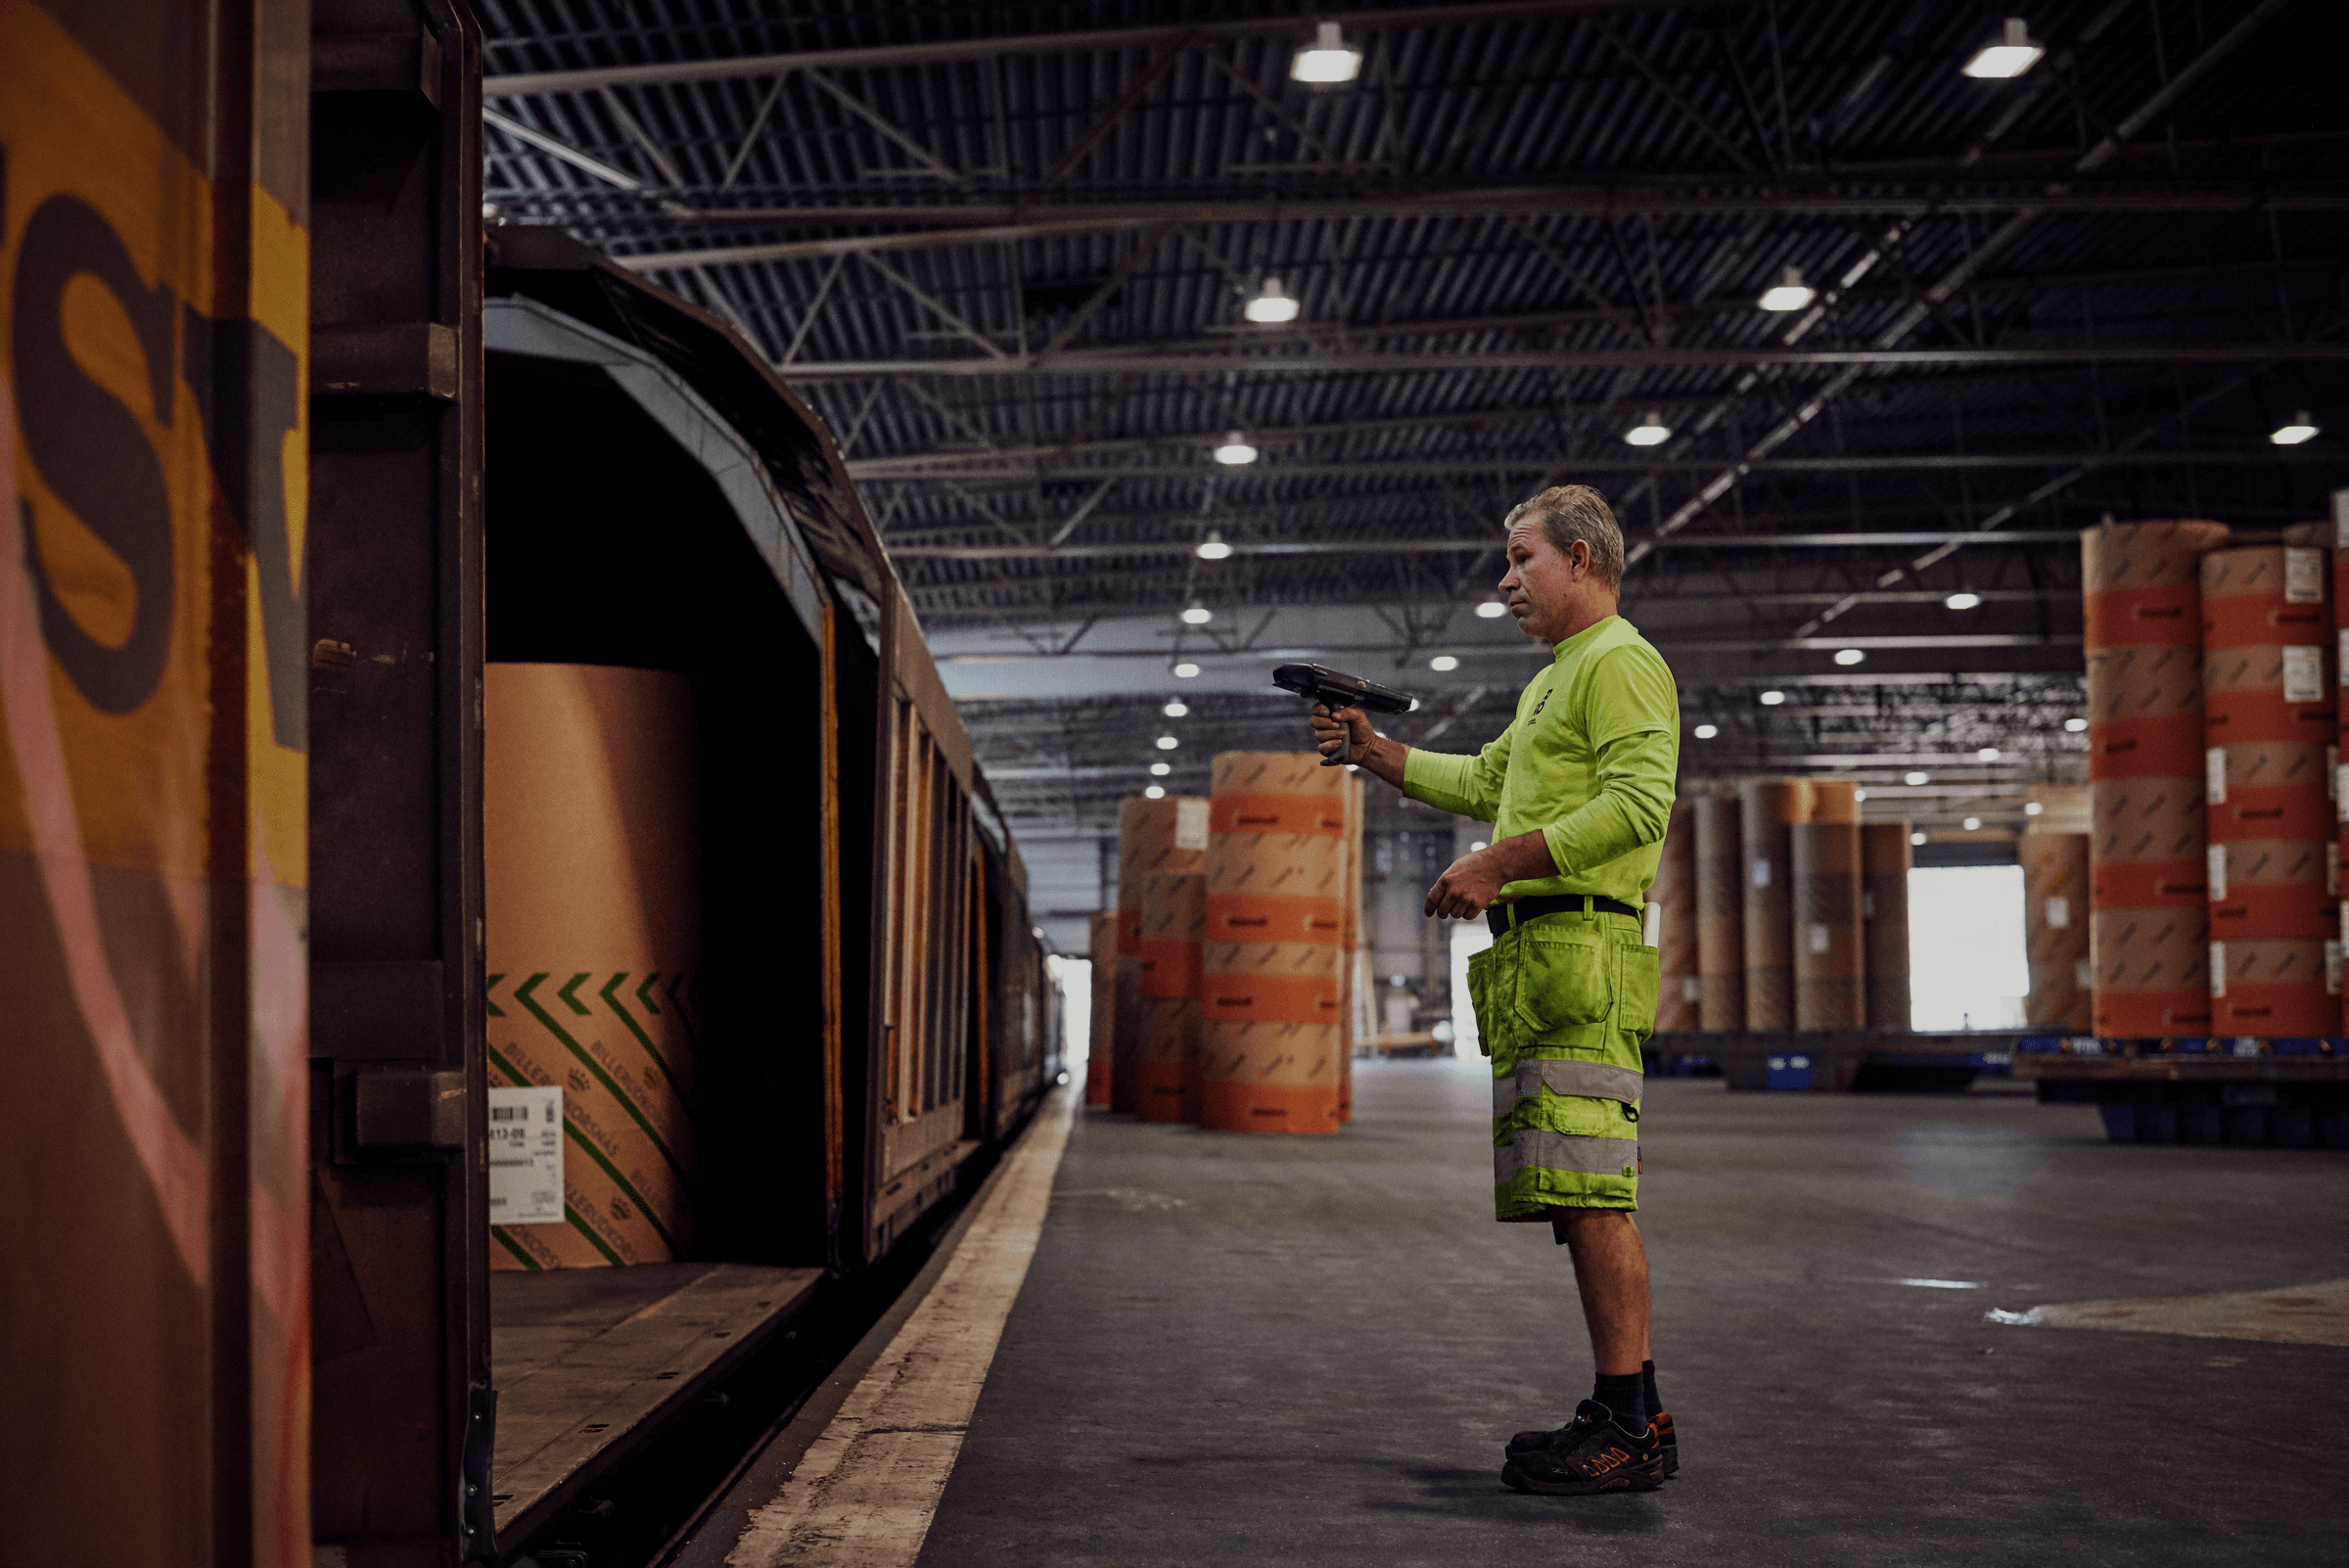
[724,1090,1075,1567]
[1991,1278,2349,1347]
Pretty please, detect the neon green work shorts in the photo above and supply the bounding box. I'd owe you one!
[1465,903,1659,1220]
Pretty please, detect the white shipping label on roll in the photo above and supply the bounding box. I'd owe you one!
[1809,922,1830,953]
[1643,900,1662,945]
[487,1085,564,1225]
[2334,486,2349,547]
[2207,843,2229,901]
[2339,629,2349,686]
[1174,797,1210,851]
[2329,941,2345,996]
[2046,896,2070,929]
[1751,858,1772,889]
[2282,644,2325,702]
[2207,747,2228,804]
[1682,976,1703,1002]
[2332,745,2342,800]
[2209,942,2228,997]
[2285,546,2326,603]
[2075,957,2095,991]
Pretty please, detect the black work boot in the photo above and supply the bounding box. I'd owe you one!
[1506,1407,1678,1477]
[1499,1402,1667,1495]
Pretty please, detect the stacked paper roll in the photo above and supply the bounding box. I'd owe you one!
[1200,754,1351,1133]
[1652,801,1700,1030]
[1791,819,1865,1030]
[1860,823,1913,1028]
[1693,795,1745,1030]
[1339,769,1363,1121]
[1128,796,1210,1122]
[2204,540,2337,1036]
[2020,833,2093,1031]
[1086,909,1117,1107]
[2084,520,2227,1037]
[1111,799,1150,1113]
[1739,779,1812,1029]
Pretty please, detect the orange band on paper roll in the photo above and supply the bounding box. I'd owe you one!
[2201,597,2329,650]
[2086,583,2200,647]
[2211,987,2338,1037]
[2094,990,2213,1038]
[2209,786,2334,843]
[1209,793,1348,836]
[2089,715,2208,779]
[1117,908,1141,953]
[1198,1080,1343,1134]
[1202,972,1345,1023]
[1138,939,1204,998]
[2090,860,2207,907]
[2202,691,2337,748]
[1206,892,1346,945]
[1134,1061,1192,1124]
[2208,891,2335,942]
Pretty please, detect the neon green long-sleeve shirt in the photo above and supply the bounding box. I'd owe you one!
[1402,614,1680,906]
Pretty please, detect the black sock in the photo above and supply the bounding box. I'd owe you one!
[1592,1371,1646,1433]
[1643,1359,1662,1420]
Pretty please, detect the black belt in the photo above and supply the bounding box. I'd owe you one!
[1487,894,1640,936]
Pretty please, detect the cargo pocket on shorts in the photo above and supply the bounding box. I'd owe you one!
[1467,945,1497,1057]
[1512,929,1611,1036]
[1617,943,1662,1045]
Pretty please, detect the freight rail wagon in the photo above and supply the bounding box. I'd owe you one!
[0,5,1063,1564]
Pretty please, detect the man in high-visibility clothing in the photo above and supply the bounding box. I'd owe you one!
[1310,484,1679,1496]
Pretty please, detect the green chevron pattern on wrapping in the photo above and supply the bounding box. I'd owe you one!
[511,971,689,1187]
[484,1043,663,1262]
[602,971,687,1104]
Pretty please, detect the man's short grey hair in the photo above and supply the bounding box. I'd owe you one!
[1503,484,1624,589]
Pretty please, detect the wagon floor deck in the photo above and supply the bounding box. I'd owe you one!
[491,1261,824,1540]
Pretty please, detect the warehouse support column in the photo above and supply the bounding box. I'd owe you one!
[1860,823,1913,1029]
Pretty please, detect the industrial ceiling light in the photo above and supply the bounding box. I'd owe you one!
[1905,770,1930,786]
[1243,278,1299,324]
[1758,689,1786,706]
[1977,746,2001,761]
[1156,734,1180,751]
[1163,699,1189,716]
[1962,815,1983,831]
[1854,788,1867,802]
[1945,590,1983,610]
[1145,784,1167,799]
[1173,661,1201,678]
[2272,409,2319,445]
[1624,409,1672,446]
[1212,431,1259,464]
[1150,761,1172,776]
[2064,716,2088,732]
[1195,528,1235,558]
[2024,801,2044,816]
[1693,723,1719,739]
[1910,830,1927,846]
[1476,597,1508,619]
[1290,21,1361,83]
[1961,18,2044,79]
[1834,648,1865,666]
[1180,600,1213,624]
[1758,265,1816,312]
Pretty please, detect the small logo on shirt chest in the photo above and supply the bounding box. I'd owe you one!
[1529,684,1557,720]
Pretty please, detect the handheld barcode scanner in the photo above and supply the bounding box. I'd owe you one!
[1271,663,1417,766]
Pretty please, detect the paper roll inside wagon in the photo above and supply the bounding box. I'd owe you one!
[1652,801,1700,1031]
[2084,520,2228,1038]
[1201,754,1350,1132]
[485,664,701,1270]
[1860,823,1912,1028]
[1693,795,1745,1030]
[2020,833,2093,1032]
[1791,820,1864,1030]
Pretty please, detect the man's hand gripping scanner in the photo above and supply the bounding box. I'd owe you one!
[1271,663,1417,767]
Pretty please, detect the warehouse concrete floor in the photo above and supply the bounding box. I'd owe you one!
[917,1062,2349,1567]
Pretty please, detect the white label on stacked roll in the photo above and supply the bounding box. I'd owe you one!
[2339,765,2349,822]
[2074,958,2094,990]
[1174,797,1210,850]
[2333,745,2342,799]
[2339,629,2349,686]
[1643,900,1662,945]
[2046,896,2070,929]
[2330,942,2345,996]
[2285,547,2325,603]
[487,1084,564,1224]
[1809,923,1829,953]
[1682,976,1702,1002]
[2207,843,2229,901]
[1751,858,1772,889]
[2210,942,2228,997]
[2283,644,2325,702]
[2207,747,2228,804]
[2332,842,2341,899]
[2334,485,2349,548]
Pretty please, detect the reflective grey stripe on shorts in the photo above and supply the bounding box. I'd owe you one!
[1493,1058,1645,1114]
[1496,1129,1642,1181]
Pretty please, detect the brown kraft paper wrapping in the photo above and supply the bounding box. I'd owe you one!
[1860,823,1913,1028]
[2020,834,2093,1032]
[1791,820,1865,1030]
[485,665,701,1269]
[1739,779,1811,1029]
[1652,801,1699,1031]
